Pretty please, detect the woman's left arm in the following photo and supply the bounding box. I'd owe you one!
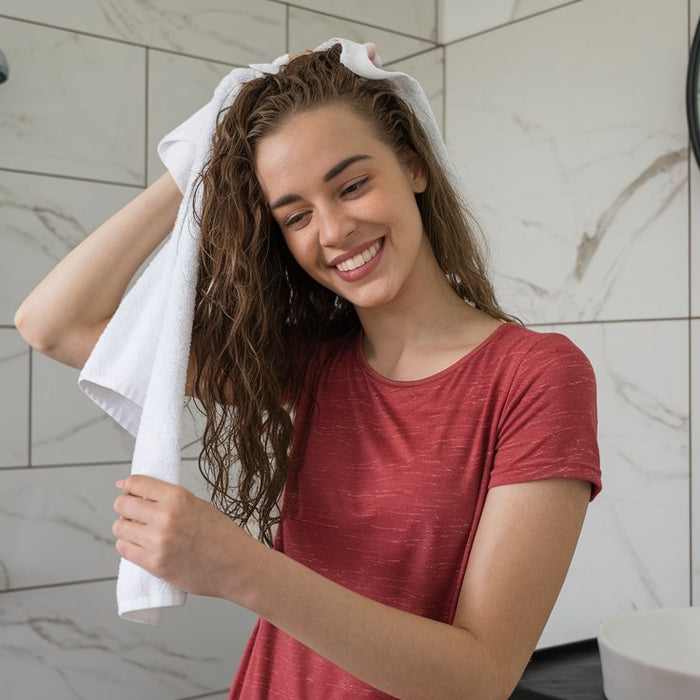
[113,475,591,700]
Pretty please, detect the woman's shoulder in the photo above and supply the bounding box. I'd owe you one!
[492,323,595,387]
[494,322,588,357]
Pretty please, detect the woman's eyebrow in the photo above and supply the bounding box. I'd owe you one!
[322,154,372,182]
[269,154,372,210]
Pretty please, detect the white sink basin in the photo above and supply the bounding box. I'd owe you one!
[598,607,700,699]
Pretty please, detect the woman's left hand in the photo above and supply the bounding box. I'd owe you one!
[112,475,262,602]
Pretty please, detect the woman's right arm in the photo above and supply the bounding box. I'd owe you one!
[14,171,183,371]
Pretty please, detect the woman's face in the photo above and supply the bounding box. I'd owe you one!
[254,103,431,312]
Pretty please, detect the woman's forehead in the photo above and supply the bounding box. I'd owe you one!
[254,105,391,184]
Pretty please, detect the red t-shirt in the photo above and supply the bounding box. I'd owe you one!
[230,322,601,698]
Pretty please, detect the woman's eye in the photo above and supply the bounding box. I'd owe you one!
[341,177,368,196]
[284,212,309,228]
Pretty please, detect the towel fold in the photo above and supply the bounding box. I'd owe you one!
[78,37,458,624]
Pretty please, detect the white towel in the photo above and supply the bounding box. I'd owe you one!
[78,38,460,625]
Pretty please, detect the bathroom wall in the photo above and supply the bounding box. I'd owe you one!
[2,0,694,696]
[0,2,441,698]
[440,0,696,646]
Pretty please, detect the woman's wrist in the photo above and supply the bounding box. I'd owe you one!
[222,530,279,610]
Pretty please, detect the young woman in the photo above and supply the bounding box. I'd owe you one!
[15,45,601,699]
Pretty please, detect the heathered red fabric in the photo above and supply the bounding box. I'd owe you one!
[229,322,601,699]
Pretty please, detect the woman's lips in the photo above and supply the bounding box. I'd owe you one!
[335,240,382,272]
[332,238,385,282]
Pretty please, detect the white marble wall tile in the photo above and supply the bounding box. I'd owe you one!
[692,320,699,605]
[692,160,699,316]
[386,46,445,135]
[0,580,257,699]
[31,354,207,467]
[0,330,29,468]
[1,170,141,325]
[287,0,437,41]
[686,0,699,604]
[288,8,435,65]
[147,50,234,185]
[692,0,700,38]
[445,0,688,324]
[0,18,145,184]
[0,464,125,590]
[180,398,207,462]
[1,0,286,65]
[530,320,690,646]
[439,0,576,43]
[31,353,135,466]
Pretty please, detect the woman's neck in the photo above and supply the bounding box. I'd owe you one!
[356,263,501,382]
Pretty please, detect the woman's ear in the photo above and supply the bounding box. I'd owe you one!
[401,147,428,194]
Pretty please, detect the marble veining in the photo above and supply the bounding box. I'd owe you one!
[286,0,437,41]
[0,465,126,591]
[0,331,29,468]
[483,142,687,322]
[0,581,256,698]
[440,0,573,43]
[3,197,87,263]
[0,17,145,184]
[536,321,689,645]
[98,0,271,61]
[288,7,436,65]
[446,0,688,324]
[0,0,286,65]
[0,488,112,549]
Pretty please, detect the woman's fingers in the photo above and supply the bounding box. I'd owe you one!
[116,474,166,501]
[112,511,147,547]
[113,491,157,524]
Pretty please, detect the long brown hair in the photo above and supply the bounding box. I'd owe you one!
[190,45,520,546]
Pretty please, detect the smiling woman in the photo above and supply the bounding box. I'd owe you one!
[255,104,429,309]
[14,42,602,700]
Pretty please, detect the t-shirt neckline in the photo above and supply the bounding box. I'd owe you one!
[354,321,514,387]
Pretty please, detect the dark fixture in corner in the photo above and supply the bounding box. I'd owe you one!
[687,19,700,166]
[0,48,8,84]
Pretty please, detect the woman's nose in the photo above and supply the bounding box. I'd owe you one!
[318,205,355,247]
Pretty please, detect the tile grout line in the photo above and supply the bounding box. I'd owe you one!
[0,576,117,596]
[690,319,694,606]
[689,0,695,608]
[434,0,439,44]
[175,690,229,700]
[0,13,247,67]
[686,0,693,605]
[442,44,447,137]
[144,47,149,188]
[275,2,438,44]
[5,318,700,333]
[382,44,442,68]
[440,0,584,47]
[0,8,438,56]
[4,457,198,471]
[0,166,144,189]
[285,3,290,54]
[27,347,32,468]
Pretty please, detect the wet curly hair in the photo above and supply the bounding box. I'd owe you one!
[189,44,519,546]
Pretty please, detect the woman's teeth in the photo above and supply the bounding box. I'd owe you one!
[336,241,381,272]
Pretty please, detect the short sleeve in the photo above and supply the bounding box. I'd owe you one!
[489,333,602,500]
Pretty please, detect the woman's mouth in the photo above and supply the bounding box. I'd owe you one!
[335,240,383,272]
[331,238,385,282]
